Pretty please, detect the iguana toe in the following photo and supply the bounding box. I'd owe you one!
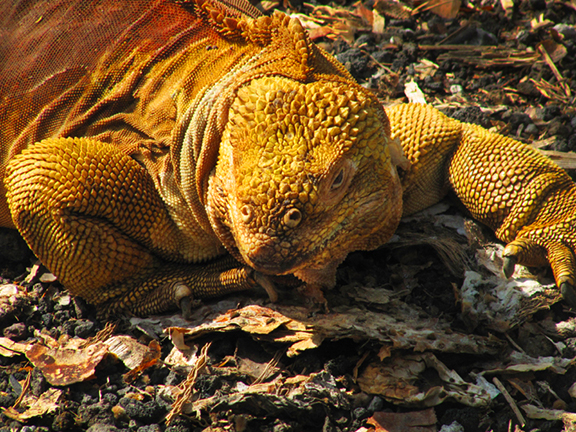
[253,272,279,303]
[560,283,576,308]
[502,255,517,279]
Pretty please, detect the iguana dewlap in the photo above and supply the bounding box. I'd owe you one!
[2,0,576,317]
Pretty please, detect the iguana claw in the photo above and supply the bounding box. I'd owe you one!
[560,283,576,308]
[180,295,193,320]
[502,255,517,279]
[253,272,278,302]
[179,293,203,320]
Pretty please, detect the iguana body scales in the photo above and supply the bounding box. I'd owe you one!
[2,0,576,316]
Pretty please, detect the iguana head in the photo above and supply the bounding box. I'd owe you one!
[206,76,403,287]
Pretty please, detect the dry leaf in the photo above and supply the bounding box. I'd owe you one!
[423,0,461,19]
[293,4,372,42]
[540,150,576,172]
[521,404,564,420]
[105,335,151,370]
[122,339,161,384]
[358,353,492,407]
[0,284,22,299]
[0,337,30,357]
[372,9,386,34]
[3,388,62,421]
[484,351,574,375]
[259,0,279,11]
[531,13,553,30]
[0,284,28,320]
[413,59,439,80]
[166,303,502,359]
[564,412,576,432]
[23,263,42,284]
[460,242,561,332]
[26,335,108,386]
[39,272,57,283]
[500,0,514,14]
[540,39,568,63]
[367,408,437,432]
[374,0,413,19]
[405,81,427,104]
[358,354,425,402]
[562,0,576,12]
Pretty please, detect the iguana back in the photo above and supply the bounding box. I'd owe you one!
[0,0,266,229]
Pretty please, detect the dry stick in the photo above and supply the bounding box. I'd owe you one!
[538,44,571,99]
[413,0,459,15]
[530,77,569,103]
[166,342,212,425]
[360,49,395,74]
[503,333,525,354]
[436,23,470,45]
[252,350,284,385]
[12,370,32,408]
[493,377,526,426]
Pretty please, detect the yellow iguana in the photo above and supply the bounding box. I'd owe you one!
[1,0,576,317]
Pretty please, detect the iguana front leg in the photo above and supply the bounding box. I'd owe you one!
[387,103,576,304]
[4,137,257,317]
[450,121,576,304]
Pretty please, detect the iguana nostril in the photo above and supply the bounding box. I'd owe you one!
[283,208,302,228]
[240,205,253,223]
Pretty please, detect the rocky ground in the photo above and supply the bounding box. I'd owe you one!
[1,0,576,431]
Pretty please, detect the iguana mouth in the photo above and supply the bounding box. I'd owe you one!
[244,244,299,274]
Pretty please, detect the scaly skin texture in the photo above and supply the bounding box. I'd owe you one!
[2,0,576,316]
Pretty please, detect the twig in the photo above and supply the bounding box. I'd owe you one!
[12,370,32,408]
[166,342,212,425]
[361,49,394,75]
[504,333,525,354]
[538,44,571,99]
[252,350,284,385]
[493,377,526,426]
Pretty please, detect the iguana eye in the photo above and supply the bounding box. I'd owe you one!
[321,159,356,206]
[331,168,345,190]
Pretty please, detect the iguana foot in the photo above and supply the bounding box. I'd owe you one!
[503,228,576,307]
[96,256,262,318]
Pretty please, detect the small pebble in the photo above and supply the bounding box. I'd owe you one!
[3,322,27,341]
[554,24,576,39]
[74,319,96,338]
[86,424,121,432]
[112,405,129,422]
[367,396,384,413]
[137,425,162,432]
[524,123,538,135]
[450,85,463,94]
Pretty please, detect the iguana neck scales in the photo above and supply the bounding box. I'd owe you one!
[2,0,576,316]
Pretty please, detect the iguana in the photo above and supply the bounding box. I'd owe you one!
[1,0,576,317]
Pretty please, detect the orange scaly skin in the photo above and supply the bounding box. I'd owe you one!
[2,0,576,316]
